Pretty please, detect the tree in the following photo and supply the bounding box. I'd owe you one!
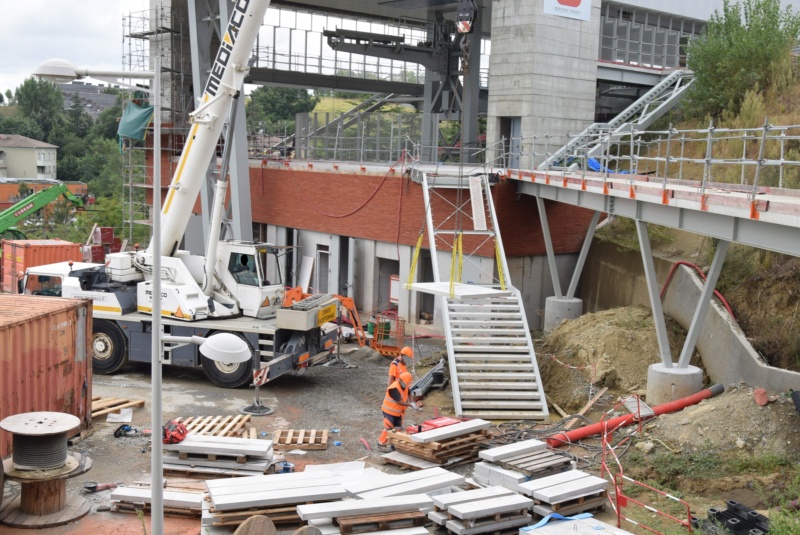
[246,86,320,130]
[0,92,4,105]
[0,115,44,140]
[685,0,800,118]
[14,77,65,141]
[4,90,12,105]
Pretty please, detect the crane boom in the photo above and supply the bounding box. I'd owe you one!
[151,0,271,258]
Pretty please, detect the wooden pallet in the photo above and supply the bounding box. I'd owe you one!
[163,464,264,479]
[382,451,475,471]
[174,415,252,437]
[534,490,608,512]
[453,509,529,529]
[532,495,607,519]
[335,510,427,534]
[211,504,302,527]
[273,429,328,450]
[177,451,248,463]
[91,396,145,418]
[497,449,572,477]
[111,501,202,518]
[384,430,487,464]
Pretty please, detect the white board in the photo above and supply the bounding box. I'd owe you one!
[403,281,511,299]
[299,255,314,293]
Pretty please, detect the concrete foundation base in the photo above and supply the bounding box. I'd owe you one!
[543,297,583,333]
[646,363,704,405]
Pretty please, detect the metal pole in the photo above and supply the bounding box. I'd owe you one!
[150,55,164,535]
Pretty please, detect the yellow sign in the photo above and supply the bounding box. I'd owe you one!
[317,303,337,326]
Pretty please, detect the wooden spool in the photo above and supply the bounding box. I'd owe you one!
[0,412,92,528]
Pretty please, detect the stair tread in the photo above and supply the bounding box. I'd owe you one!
[459,381,539,389]
[457,372,538,379]
[454,355,534,361]
[456,363,535,370]
[450,328,527,334]
[461,410,548,420]
[461,391,541,399]
[454,346,530,352]
[460,400,544,409]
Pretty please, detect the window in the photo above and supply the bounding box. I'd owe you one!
[24,274,63,297]
[228,253,258,286]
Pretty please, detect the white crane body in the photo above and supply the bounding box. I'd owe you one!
[22,0,343,389]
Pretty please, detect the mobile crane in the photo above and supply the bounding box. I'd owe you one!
[0,181,91,240]
[23,0,342,388]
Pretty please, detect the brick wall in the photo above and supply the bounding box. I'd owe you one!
[250,165,596,257]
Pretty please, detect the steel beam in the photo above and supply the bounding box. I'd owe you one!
[566,211,601,298]
[636,220,673,367]
[677,240,730,368]
[536,197,563,298]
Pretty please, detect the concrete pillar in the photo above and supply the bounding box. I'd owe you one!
[646,363,704,405]
[487,0,601,168]
[543,296,583,333]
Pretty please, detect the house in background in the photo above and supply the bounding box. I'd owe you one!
[0,134,58,179]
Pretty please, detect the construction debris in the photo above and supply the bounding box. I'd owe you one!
[91,396,145,419]
[161,433,274,477]
[475,438,573,483]
[427,486,533,535]
[383,419,491,467]
[173,415,254,438]
[516,470,608,518]
[203,471,348,529]
[342,467,464,498]
[274,429,330,450]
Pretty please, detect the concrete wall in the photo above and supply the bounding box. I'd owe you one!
[662,265,800,391]
[581,239,673,312]
[487,0,601,168]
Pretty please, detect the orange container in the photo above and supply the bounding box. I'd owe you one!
[0,295,93,458]
[2,239,83,293]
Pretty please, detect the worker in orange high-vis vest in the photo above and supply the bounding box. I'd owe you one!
[388,346,414,386]
[378,371,422,446]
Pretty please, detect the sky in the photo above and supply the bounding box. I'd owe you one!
[0,0,148,96]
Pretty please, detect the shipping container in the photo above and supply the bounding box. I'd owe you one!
[1,239,83,293]
[0,295,92,458]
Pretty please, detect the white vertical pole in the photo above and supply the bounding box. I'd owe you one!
[150,54,164,535]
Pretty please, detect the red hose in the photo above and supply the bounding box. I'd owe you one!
[661,261,735,320]
[546,384,725,448]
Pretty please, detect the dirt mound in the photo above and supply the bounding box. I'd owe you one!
[646,385,800,459]
[538,306,703,412]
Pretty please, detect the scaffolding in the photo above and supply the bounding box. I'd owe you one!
[121,5,191,247]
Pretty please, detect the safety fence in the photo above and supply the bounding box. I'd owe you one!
[505,121,800,194]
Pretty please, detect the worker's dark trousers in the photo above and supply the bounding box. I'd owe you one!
[379,411,403,445]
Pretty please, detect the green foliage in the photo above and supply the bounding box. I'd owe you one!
[685,0,800,118]
[0,114,44,140]
[246,86,320,132]
[14,77,65,141]
[4,89,14,105]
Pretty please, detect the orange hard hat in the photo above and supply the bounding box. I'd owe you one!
[399,372,413,385]
[400,346,414,358]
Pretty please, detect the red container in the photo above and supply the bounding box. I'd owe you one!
[93,226,115,245]
[2,239,83,294]
[0,295,93,458]
[90,245,106,263]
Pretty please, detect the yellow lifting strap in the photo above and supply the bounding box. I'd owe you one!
[449,232,464,298]
[407,233,424,288]
[495,240,507,291]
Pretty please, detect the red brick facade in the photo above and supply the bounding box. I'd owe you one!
[249,165,597,257]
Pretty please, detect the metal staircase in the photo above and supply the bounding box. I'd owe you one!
[538,70,694,170]
[271,92,396,152]
[408,171,549,420]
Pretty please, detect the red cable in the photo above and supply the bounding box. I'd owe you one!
[660,261,735,320]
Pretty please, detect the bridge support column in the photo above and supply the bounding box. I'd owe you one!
[544,297,583,333]
[646,363,704,405]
